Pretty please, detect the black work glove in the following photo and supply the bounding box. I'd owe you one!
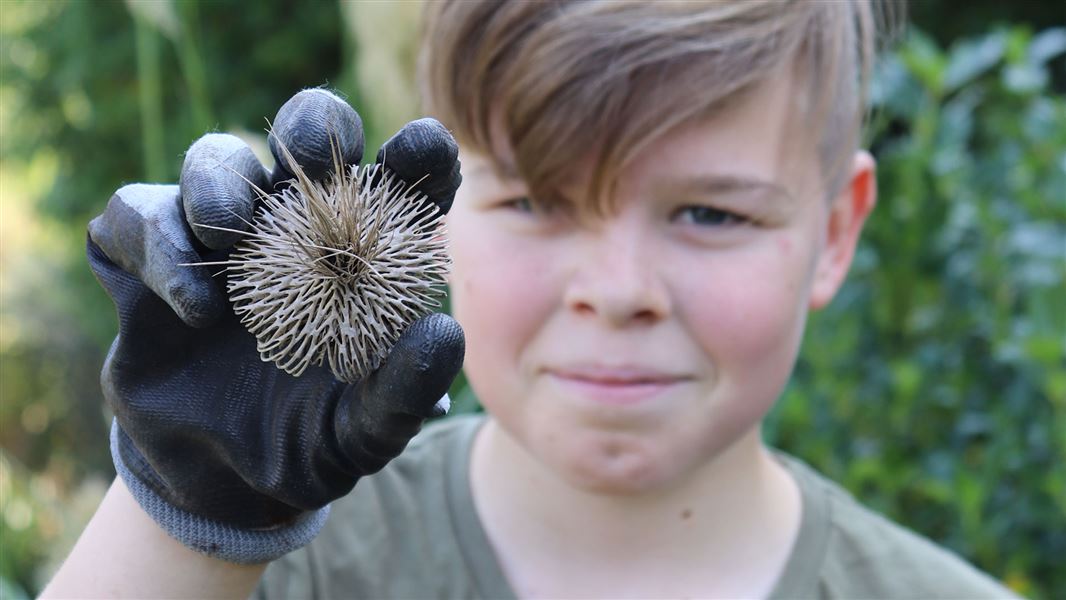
[87,89,464,562]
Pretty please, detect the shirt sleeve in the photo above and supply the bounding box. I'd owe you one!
[251,547,316,600]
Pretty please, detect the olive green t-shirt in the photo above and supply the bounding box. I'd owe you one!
[256,415,1017,599]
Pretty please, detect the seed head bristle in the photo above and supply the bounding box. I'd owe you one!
[200,135,450,383]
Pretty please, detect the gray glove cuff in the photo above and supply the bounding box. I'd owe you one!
[110,420,330,564]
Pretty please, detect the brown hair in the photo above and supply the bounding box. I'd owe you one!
[420,1,895,212]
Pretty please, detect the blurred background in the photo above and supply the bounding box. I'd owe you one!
[0,1,1063,598]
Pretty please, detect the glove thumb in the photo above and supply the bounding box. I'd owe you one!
[333,313,465,474]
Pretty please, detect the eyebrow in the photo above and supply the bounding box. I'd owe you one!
[660,174,795,203]
[467,164,796,206]
[469,161,520,180]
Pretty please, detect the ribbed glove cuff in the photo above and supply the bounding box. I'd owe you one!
[110,420,329,564]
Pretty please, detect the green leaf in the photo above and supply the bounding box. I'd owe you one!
[900,30,948,96]
[1003,63,1048,94]
[944,31,1006,92]
[1028,27,1066,65]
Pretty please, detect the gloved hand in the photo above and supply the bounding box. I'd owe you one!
[86,89,464,563]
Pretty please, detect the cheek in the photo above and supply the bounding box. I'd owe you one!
[448,226,556,398]
[678,231,815,377]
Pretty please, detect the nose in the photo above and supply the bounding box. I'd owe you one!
[563,223,671,327]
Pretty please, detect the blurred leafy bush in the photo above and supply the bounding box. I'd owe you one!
[1,1,348,595]
[1,2,428,594]
[1,1,1063,598]
[766,27,1066,599]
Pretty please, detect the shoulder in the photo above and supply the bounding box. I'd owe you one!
[257,414,487,599]
[325,412,483,538]
[778,454,1020,600]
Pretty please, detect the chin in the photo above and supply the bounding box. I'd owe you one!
[545,430,681,496]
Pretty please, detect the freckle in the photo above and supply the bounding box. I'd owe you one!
[681,508,692,520]
[605,442,622,459]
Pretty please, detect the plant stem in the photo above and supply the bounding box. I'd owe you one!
[133,10,166,182]
[175,1,213,131]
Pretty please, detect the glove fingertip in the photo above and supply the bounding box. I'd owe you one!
[374,313,465,416]
[181,133,269,250]
[269,89,365,184]
[377,118,462,214]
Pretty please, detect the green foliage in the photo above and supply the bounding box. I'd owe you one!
[2,1,347,224]
[0,1,348,594]
[1,1,1062,597]
[765,27,1066,599]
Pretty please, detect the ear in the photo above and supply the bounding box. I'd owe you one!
[809,151,877,310]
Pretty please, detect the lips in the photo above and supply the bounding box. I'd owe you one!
[545,365,691,405]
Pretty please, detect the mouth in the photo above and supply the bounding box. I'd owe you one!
[545,365,691,405]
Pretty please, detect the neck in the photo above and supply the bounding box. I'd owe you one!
[469,418,801,598]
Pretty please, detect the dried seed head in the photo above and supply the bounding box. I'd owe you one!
[202,138,449,383]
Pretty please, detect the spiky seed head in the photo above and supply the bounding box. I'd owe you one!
[212,142,449,383]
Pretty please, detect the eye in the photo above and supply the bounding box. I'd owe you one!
[503,196,534,213]
[675,205,749,227]
[502,195,558,218]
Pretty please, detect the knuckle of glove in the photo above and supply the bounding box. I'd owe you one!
[335,395,420,476]
[269,89,365,182]
[90,184,225,328]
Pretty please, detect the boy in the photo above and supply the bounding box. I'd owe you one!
[46,1,1017,598]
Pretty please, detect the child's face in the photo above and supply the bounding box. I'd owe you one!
[446,74,874,494]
